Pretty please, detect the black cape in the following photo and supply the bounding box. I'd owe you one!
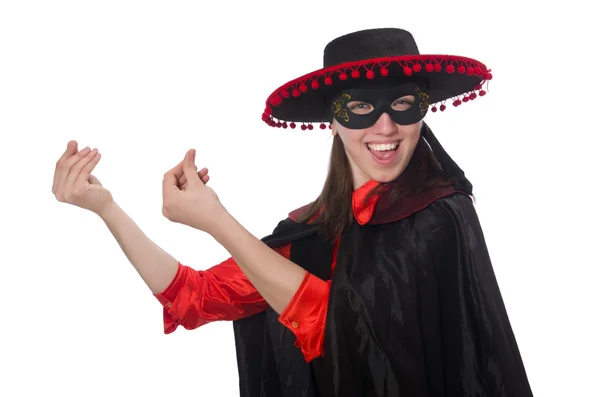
[232,187,533,396]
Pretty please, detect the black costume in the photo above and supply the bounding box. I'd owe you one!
[230,28,533,396]
[233,185,532,396]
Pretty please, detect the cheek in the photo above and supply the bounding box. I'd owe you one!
[403,125,422,147]
[338,130,365,152]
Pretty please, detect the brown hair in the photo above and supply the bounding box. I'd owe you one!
[296,130,455,242]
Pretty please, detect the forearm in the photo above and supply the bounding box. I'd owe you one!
[99,201,178,294]
[211,211,307,315]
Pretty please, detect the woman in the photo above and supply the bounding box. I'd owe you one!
[52,28,532,396]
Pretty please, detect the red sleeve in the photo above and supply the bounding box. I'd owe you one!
[154,244,291,334]
[278,274,331,362]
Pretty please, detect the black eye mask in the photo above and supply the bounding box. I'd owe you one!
[329,83,430,129]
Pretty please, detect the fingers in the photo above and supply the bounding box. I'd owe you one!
[88,174,102,186]
[166,156,185,179]
[162,165,182,197]
[198,167,209,179]
[53,140,78,194]
[162,154,187,195]
[198,167,209,185]
[76,150,101,184]
[200,172,209,185]
[58,140,78,164]
[178,167,208,188]
[55,145,92,194]
[162,170,178,194]
[65,148,99,187]
[182,149,201,188]
[180,169,209,189]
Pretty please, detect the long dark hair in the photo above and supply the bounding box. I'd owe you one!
[296,127,455,242]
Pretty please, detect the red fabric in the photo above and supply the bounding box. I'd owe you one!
[278,275,332,362]
[154,182,382,361]
[352,179,380,225]
[156,257,268,334]
[155,245,289,334]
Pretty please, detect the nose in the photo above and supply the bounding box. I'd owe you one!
[372,112,397,136]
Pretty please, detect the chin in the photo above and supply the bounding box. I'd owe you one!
[368,166,406,183]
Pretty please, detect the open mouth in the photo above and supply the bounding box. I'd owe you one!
[366,141,400,163]
[367,142,399,152]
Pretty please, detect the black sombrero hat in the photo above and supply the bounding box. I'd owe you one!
[262,28,492,130]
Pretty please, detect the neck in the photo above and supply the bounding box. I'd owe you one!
[349,160,370,190]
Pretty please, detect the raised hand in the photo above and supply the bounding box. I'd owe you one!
[52,140,113,216]
[162,149,226,234]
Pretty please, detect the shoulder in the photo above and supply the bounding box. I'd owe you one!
[423,190,476,218]
[412,191,487,252]
[261,212,322,248]
[411,191,478,228]
[288,202,314,223]
[370,186,473,225]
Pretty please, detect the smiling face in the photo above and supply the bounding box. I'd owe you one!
[330,83,428,189]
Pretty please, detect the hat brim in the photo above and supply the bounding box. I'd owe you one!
[262,54,492,129]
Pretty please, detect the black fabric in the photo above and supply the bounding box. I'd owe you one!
[233,192,532,396]
[268,28,487,124]
[233,219,322,397]
[323,28,421,67]
[421,122,473,195]
[329,83,429,129]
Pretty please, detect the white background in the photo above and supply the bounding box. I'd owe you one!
[1,1,598,396]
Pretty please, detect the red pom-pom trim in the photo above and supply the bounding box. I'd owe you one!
[270,95,283,107]
[263,55,492,128]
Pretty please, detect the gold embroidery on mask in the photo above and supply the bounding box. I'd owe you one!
[332,92,351,122]
[414,86,430,116]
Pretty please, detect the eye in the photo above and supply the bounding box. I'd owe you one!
[347,101,373,114]
[392,96,415,111]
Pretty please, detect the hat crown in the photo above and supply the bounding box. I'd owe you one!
[323,28,420,67]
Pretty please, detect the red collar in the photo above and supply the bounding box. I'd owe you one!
[351,179,381,225]
[288,179,383,225]
[288,180,462,226]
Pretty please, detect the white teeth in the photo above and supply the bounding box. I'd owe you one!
[367,142,399,151]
